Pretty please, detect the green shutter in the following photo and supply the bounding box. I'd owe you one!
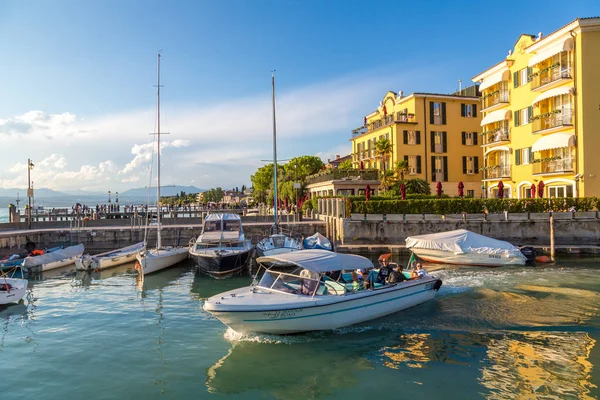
[474,156,479,173]
[461,131,466,145]
[431,131,435,153]
[403,130,408,144]
[417,156,421,173]
[528,106,533,123]
[473,104,477,115]
[431,156,436,182]
[527,67,533,82]
[442,132,447,153]
[515,148,521,165]
[441,102,447,125]
[462,156,467,174]
[443,156,448,182]
[473,131,478,145]
[513,71,519,88]
[514,110,520,127]
[416,131,421,145]
[429,102,434,124]
[461,103,466,117]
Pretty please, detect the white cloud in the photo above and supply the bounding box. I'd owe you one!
[0,110,79,136]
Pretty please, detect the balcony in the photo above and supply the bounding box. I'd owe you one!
[306,169,379,185]
[531,111,572,134]
[483,165,511,180]
[351,114,417,139]
[482,127,510,146]
[532,157,574,175]
[531,66,572,91]
[481,90,509,112]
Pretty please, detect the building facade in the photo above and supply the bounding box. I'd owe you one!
[472,17,600,198]
[351,91,483,197]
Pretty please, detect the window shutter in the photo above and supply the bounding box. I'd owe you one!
[461,103,466,117]
[461,131,466,145]
[416,131,421,144]
[515,148,521,165]
[513,71,519,88]
[527,67,533,82]
[514,110,520,127]
[441,102,447,125]
[429,102,434,124]
[527,106,533,123]
[443,156,448,182]
[474,156,479,173]
[403,130,408,144]
[473,132,478,145]
[417,156,422,174]
[528,147,533,161]
[431,156,436,182]
[404,155,408,162]
[473,104,477,115]
[442,132,447,153]
[430,131,435,153]
[462,156,467,174]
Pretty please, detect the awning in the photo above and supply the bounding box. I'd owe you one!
[479,69,510,91]
[532,86,573,105]
[484,146,511,156]
[531,132,576,152]
[480,109,511,126]
[528,37,574,67]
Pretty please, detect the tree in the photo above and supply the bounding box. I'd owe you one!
[379,170,395,192]
[375,138,393,192]
[338,159,353,170]
[394,160,410,182]
[250,163,275,204]
[404,178,431,195]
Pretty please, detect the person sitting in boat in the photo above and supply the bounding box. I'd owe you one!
[351,271,363,291]
[357,268,371,290]
[415,263,427,279]
[388,265,408,284]
[300,269,319,295]
[410,266,419,280]
[377,257,393,285]
[325,270,341,282]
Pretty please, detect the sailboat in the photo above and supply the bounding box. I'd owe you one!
[136,53,189,275]
[255,73,303,257]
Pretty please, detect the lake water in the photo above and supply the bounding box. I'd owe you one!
[1,256,599,399]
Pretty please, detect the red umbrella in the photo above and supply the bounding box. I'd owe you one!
[530,183,536,198]
[360,160,364,170]
[436,181,443,198]
[363,116,367,126]
[497,181,504,199]
[383,105,387,117]
[538,181,545,198]
[458,181,464,198]
[365,185,371,201]
[400,182,406,200]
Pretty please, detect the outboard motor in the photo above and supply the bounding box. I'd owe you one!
[519,246,536,264]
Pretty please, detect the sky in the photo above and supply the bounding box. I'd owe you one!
[0,0,598,193]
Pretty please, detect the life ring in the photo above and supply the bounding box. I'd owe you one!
[535,255,552,263]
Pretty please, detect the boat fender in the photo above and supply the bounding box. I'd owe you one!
[535,255,552,264]
[433,279,443,291]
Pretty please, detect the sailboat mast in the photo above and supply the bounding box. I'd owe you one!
[271,72,278,234]
[156,53,162,249]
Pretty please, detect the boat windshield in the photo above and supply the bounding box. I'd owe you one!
[256,268,347,296]
[203,221,221,233]
[222,221,241,232]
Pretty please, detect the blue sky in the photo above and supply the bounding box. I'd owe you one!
[0,0,597,193]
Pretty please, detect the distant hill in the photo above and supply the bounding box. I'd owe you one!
[120,185,206,197]
[0,187,70,198]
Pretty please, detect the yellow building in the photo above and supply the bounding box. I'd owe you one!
[351,90,483,197]
[473,17,600,198]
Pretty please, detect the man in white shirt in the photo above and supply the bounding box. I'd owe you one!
[416,263,427,278]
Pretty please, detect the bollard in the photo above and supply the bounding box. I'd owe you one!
[550,213,555,261]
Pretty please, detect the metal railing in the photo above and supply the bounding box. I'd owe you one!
[532,111,572,133]
[483,165,511,179]
[482,90,509,110]
[532,158,574,174]
[531,67,572,90]
[484,128,510,145]
[306,169,379,185]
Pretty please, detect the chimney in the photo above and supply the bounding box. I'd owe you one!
[336,155,340,160]
[398,90,403,98]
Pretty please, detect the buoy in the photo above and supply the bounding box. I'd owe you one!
[535,255,552,263]
[135,262,141,270]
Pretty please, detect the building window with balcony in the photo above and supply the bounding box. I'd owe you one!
[461,131,478,146]
[514,106,533,127]
[430,101,446,125]
[404,155,422,175]
[403,130,421,145]
[430,131,447,154]
[462,156,479,175]
[532,147,574,175]
[484,150,511,180]
[532,94,573,133]
[531,51,572,89]
[481,81,509,110]
[431,156,448,182]
[461,103,477,117]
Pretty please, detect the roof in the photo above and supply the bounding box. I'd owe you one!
[204,213,241,221]
[256,249,373,273]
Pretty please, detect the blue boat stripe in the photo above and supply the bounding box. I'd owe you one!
[243,288,431,322]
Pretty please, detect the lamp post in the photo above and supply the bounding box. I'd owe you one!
[116,192,119,204]
[27,159,34,229]
[108,191,111,204]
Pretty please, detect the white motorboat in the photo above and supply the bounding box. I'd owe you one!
[405,229,527,267]
[136,53,188,275]
[203,250,442,334]
[189,213,253,276]
[22,243,85,273]
[255,73,303,257]
[75,242,145,271]
[0,277,28,305]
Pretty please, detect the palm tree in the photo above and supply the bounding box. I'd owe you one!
[405,178,431,195]
[394,160,410,182]
[379,170,395,193]
[375,138,392,192]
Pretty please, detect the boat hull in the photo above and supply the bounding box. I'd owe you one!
[412,248,526,267]
[256,234,302,257]
[75,243,145,271]
[204,278,440,334]
[136,247,188,275]
[191,249,252,276]
[23,244,85,273]
[0,278,28,305]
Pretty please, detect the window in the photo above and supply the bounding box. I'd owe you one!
[405,155,421,174]
[430,101,446,125]
[431,131,447,153]
[466,190,475,198]
[431,155,448,182]
[522,147,532,165]
[403,130,420,145]
[461,103,477,117]
[548,185,573,198]
[462,131,477,146]
[514,106,533,126]
[513,67,533,88]
[462,156,479,174]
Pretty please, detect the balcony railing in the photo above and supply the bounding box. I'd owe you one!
[483,128,510,145]
[532,158,574,175]
[481,90,509,110]
[531,111,572,133]
[306,169,379,185]
[351,114,417,138]
[531,67,572,90]
[483,165,511,180]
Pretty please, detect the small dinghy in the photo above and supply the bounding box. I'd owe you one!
[0,277,28,305]
[75,242,145,271]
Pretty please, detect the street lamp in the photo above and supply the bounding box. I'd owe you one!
[27,159,34,229]
[108,191,111,203]
[116,192,119,204]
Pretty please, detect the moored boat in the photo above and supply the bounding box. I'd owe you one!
[302,232,333,251]
[22,243,85,273]
[189,213,253,276]
[203,250,442,334]
[75,242,145,271]
[405,229,527,267]
[0,277,28,305]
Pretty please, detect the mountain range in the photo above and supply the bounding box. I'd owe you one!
[0,185,205,199]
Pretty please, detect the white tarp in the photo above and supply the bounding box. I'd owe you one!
[22,244,84,268]
[257,249,373,273]
[303,232,333,251]
[405,229,521,256]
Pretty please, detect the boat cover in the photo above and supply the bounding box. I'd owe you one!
[257,249,373,273]
[22,244,85,268]
[303,232,333,251]
[405,229,522,256]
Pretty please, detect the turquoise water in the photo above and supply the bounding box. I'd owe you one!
[1,257,600,399]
